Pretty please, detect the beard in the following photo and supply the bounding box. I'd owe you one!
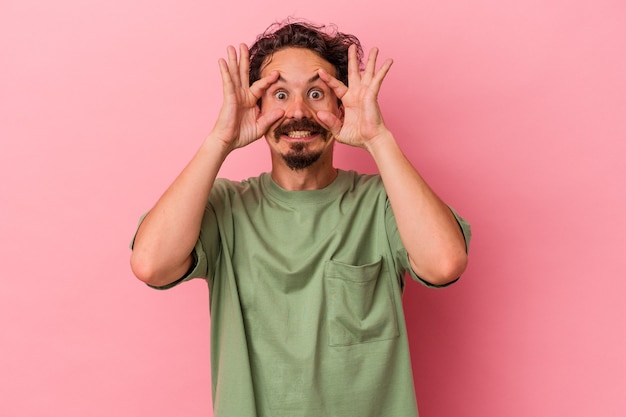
[273,119,332,171]
[282,143,323,170]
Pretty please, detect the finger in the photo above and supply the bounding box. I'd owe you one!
[370,58,393,94]
[239,43,250,88]
[347,44,361,85]
[226,45,241,88]
[318,68,348,99]
[218,58,235,97]
[364,47,380,81]
[316,110,343,138]
[249,70,280,100]
[257,108,285,134]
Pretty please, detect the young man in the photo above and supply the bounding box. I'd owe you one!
[131,21,471,417]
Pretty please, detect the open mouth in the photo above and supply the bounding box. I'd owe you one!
[274,120,326,142]
[285,130,318,139]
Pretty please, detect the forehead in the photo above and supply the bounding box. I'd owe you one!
[260,47,336,80]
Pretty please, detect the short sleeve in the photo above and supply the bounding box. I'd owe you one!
[385,202,472,288]
[449,206,472,253]
[145,237,209,290]
[129,205,219,290]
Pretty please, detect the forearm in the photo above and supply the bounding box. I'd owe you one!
[367,132,468,285]
[130,137,230,287]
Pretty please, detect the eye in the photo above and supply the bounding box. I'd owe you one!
[308,89,324,100]
[274,90,288,100]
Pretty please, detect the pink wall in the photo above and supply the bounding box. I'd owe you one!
[2,1,625,416]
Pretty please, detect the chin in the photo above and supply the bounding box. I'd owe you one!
[281,150,322,170]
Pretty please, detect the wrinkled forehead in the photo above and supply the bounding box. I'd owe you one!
[260,47,337,80]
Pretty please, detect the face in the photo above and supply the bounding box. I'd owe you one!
[259,47,343,170]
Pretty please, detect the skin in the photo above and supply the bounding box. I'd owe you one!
[130,42,468,288]
[259,48,342,189]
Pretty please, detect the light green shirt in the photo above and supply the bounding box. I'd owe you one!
[149,170,471,417]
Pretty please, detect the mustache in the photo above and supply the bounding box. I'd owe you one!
[273,119,329,140]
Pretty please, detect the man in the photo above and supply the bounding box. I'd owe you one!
[131,20,471,417]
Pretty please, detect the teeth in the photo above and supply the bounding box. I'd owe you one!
[287,131,312,138]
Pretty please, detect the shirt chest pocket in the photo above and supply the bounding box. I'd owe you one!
[324,257,399,347]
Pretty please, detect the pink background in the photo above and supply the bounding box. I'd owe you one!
[2,0,625,416]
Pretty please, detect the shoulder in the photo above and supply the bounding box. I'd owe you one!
[212,174,264,194]
[340,170,385,195]
[209,174,266,206]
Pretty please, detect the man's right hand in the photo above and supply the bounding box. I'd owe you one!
[210,43,284,152]
[131,44,284,288]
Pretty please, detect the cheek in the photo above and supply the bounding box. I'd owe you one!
[326,101,343,119]
[311,97,339,113]
[259,94,279,112]
[262,100,291,119]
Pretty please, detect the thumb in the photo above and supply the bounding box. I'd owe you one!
[257,109,284,135]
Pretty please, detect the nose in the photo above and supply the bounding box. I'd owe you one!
[285,96,312,120]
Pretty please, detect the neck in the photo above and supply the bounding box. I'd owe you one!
[270,155,338,191]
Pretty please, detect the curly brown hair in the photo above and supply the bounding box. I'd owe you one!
[248,20,363,88]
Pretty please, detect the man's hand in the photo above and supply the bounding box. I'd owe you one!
[210,44,285,152]
[131,44,286,288]
[317,45,393,151]
[320,45,467,285]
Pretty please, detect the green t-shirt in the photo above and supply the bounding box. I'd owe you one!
[150,170,471,417]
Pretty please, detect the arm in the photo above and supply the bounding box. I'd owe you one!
[318,46,467,285]
[367,133,468,285]
[130,44,284,287]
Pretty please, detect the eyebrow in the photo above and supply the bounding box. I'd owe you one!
[276,74,321,84]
